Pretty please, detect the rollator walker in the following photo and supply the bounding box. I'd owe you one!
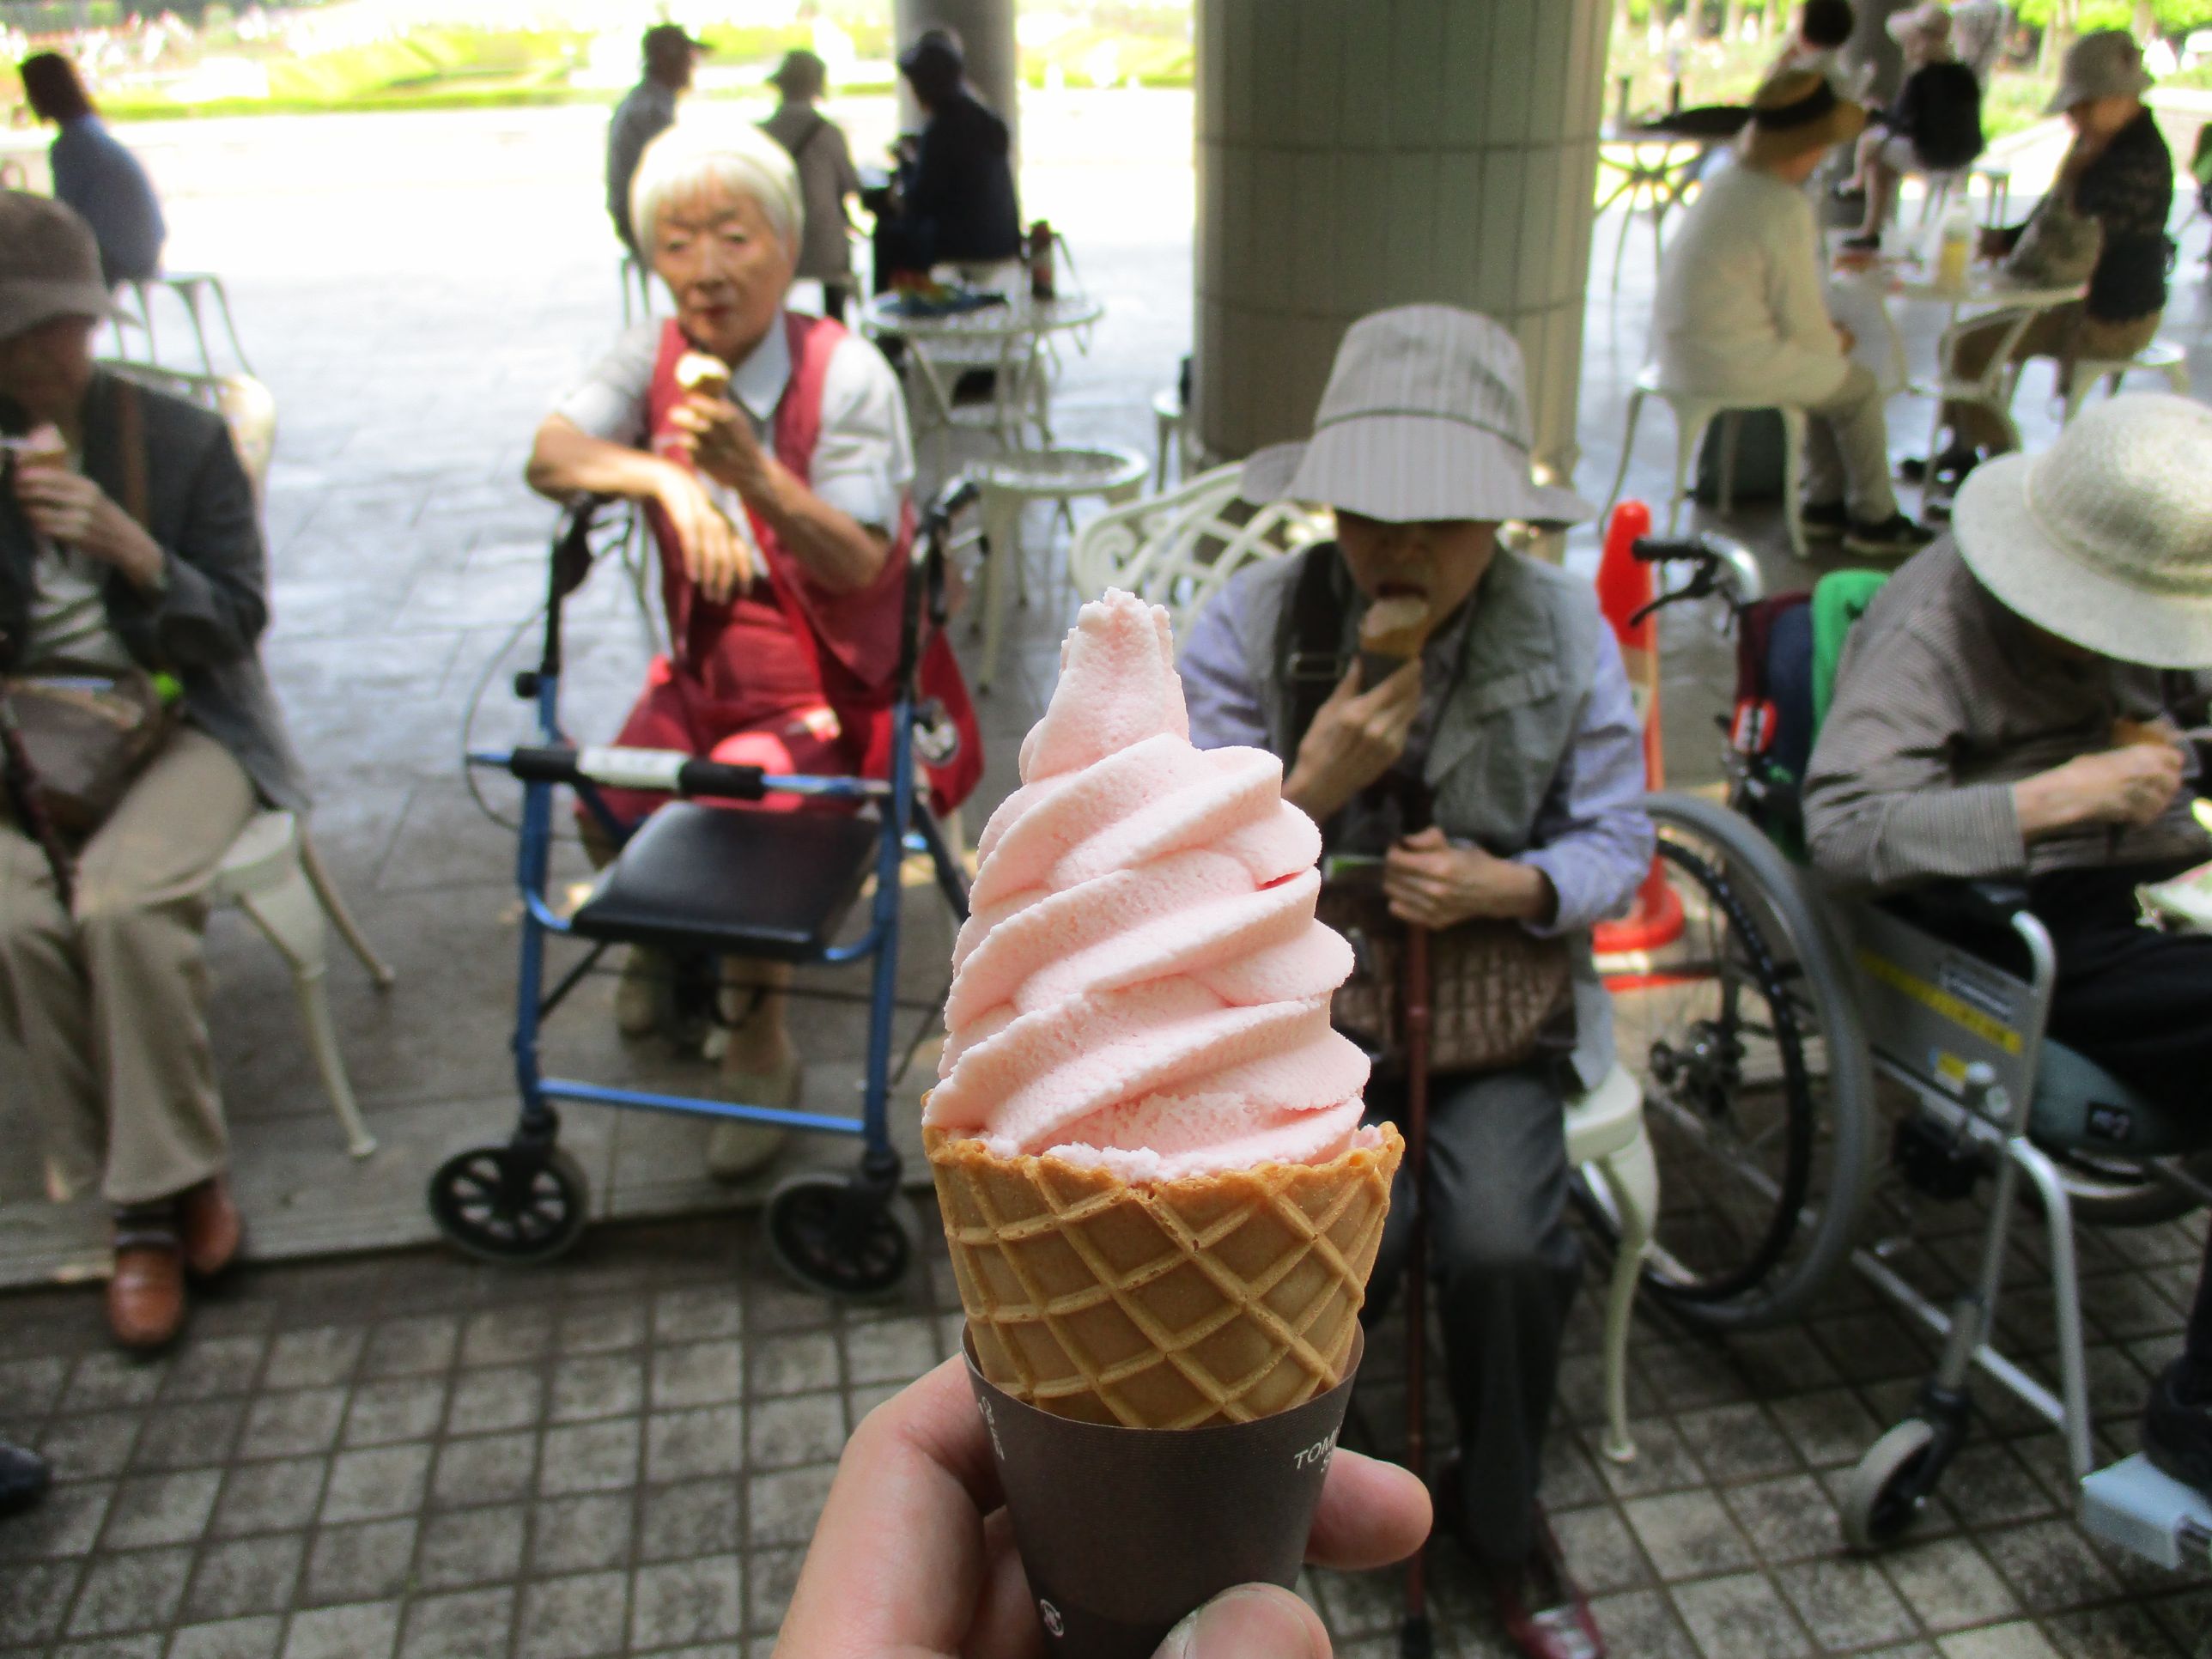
[437,483,976,1297]
[1602,527,2212,1571]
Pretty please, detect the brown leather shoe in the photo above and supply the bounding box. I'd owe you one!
[178,1177,243,1279]
[108,1241,188,1351]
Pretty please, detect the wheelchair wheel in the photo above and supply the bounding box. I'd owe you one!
[764,1171,918,1299]
[1839,1418,1944,1552]
[428,1144,590,1264]
[1597,793,1877,1329]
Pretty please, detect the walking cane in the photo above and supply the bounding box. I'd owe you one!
[1399,921,1433,1659]
[0,676,75,911]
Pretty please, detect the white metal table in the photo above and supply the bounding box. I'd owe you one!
[861,290,1105,450]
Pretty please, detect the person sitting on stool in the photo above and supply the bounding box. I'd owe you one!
[869,29,1021,291]
[1177,306,1653,1659]
[1838,4,1984,252]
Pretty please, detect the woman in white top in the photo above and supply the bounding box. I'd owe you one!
[1652,71,1934,559]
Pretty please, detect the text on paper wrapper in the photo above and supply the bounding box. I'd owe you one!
[1294,1430,1340,1473]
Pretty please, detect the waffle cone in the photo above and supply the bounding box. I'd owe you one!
[925,1123,1402,1430]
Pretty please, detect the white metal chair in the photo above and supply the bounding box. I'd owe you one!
[101,361,396,1155]
[1601,365,1812,558]
[112,272,252,375]
[2061,337,2191,422]
[213,811,395,1157]
[1064,463,1334,637]
[969,446,1150,690]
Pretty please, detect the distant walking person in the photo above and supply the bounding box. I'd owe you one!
[871,28,1021,290]
[761,50,862,323]
[606,24,705,257]
[19,53,166,287]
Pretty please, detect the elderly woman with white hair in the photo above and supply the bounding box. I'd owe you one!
[526,119,977,1178]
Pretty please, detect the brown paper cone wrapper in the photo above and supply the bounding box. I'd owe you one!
[965,1326,1365,1658]
[925,1123,1402,1427]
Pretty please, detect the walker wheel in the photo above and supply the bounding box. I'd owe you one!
[428,1144,590,1264]
[1839,1418,1942,1553]
[764,1171,915,1299]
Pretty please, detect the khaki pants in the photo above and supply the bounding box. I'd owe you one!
[0,724,255,1206]
[1802,361,1901,524]
[1943,303,2163,453]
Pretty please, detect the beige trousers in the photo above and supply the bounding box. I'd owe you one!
[1943,303,2163,453]
[1802,361,1902,524]
[0,723,255,1206]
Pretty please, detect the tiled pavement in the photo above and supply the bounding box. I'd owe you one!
[3,92,2211,1656]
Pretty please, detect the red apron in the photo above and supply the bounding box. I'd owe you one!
[599,313,981,823]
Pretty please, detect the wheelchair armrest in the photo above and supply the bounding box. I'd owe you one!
[1948,879,2033,928]
[1877,878,2031,945]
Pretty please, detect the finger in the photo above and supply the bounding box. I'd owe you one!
[963,1510,1047,1659]
[1152,1584,1328,1659]
[778,1355,1008,1656]
[1322,662,1364,706]
[1399,827,1449,850]
[1304,1448,1432,1571]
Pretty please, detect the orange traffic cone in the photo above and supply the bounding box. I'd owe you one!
[1593,501,1684,954]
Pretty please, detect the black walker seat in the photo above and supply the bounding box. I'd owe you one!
[571,802,883,962]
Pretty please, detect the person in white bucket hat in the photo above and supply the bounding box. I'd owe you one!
[1180,304,1654,1659]
[1803,394,2212,1503]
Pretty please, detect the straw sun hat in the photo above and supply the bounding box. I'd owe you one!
[1738,70,1869,167]
[1238,305,1594,526]
[1951,394,2212,670]
[2044,28,2154,114]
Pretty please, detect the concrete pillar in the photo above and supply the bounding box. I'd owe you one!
[1194,0,1613,491]
[894,0,1020,159]
[1842,0,1914,106]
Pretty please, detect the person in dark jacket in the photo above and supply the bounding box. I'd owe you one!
[1929,30,2172,479]
[0,192,305,1352]
[605,23,703,256]
[870,29,1021,290]
[1840,4,1984,250]
[18,52,166,287]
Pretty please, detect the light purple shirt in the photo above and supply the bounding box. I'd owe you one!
[1178,568,1654,937]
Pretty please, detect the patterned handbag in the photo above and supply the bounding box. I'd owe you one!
[1318,884,1576,1076]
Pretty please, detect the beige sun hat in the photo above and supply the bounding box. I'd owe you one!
[2044,28,2154,114]
[1885,3,1954,52]
[1738,69,1869,167]
[1950,394,2212,670]
[1238,305,1594,526]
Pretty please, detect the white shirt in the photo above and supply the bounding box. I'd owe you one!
[555,311,914,533]
[22,444,132,672]
[1651,160,1851,408]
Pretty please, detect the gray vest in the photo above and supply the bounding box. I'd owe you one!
[1226,546,1616,1090]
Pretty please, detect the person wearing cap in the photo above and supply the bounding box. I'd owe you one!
[1653,70,1935,558]
[1178,305,1654,1659]
[528,122,978,1182]
[1802,393,2212,1500]
[1929,30,2173,488]
[605,23,705,257]
[1838,5,1984,252]
[871,27,1021,290]
[18,52,166,288]
[760,50,862,324]
[0,191,306,1350]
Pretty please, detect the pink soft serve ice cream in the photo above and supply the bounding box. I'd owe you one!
[925,590,1372,1178]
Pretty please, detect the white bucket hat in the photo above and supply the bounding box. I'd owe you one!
[1951,394,2212,670]
[1239,304,1595,526]
[2043,28,2154,114]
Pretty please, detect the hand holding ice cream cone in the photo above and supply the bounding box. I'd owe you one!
[918,589,1405,1656]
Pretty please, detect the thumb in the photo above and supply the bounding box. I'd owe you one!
[1152,1584,1328,1659]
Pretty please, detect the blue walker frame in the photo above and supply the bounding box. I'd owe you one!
[444,484,975,1284]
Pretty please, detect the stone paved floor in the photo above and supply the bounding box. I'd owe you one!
[3,91,2212,1657]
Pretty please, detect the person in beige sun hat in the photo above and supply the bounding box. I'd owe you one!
[1802,392,2212,1510]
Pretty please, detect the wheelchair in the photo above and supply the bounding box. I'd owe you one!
[434,483,975,1297]
[1596,530,2212,1561]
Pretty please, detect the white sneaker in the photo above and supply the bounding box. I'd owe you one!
[706,1054,799,1181]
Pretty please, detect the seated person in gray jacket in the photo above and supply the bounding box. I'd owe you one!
[1802,394,2212,1504]
[1177,306,1651,1659]
[0,192,304,1352]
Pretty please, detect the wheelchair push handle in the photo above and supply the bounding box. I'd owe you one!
[1626,532,1764,626]
[504,744,768,802]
